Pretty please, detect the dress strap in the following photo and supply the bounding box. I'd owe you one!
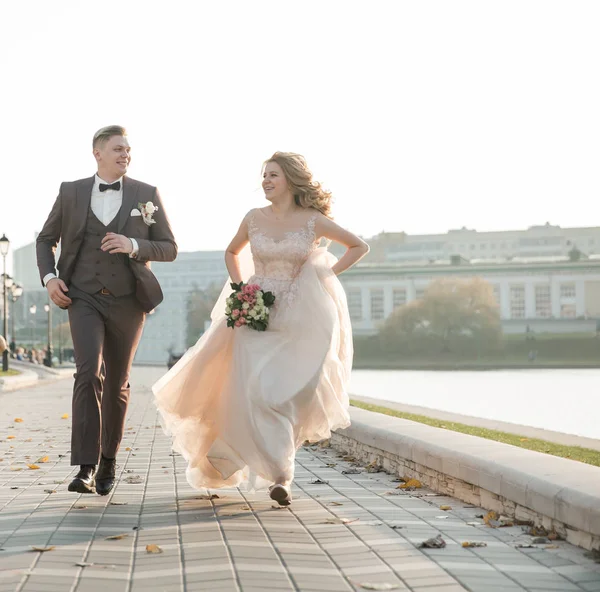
[246,209,259,235]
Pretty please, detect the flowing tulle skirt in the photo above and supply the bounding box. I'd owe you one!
[152,248,352,491]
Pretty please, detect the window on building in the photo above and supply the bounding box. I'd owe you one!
[415,287,426,300]
[348,289,362,322]
[535,285,551,318]
[510,285,525,319]
[560,283,576,299]
[492,284,500,305]
[392,288,406,310]
[370,289,385,321]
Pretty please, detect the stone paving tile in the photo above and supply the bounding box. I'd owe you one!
[2,368,600,592]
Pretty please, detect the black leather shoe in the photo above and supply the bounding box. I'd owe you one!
[95,455,116,496]
[68,465,96,494]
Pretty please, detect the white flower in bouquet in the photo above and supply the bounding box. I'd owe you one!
[242,302,250,310]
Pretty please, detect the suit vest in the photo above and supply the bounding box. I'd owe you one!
[70,206,136,296]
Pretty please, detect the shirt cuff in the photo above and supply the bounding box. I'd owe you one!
[129,238,139,259]
[43,273,57,287]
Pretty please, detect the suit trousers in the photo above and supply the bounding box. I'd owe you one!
[68,285,145,465]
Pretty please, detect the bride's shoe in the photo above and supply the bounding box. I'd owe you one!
[269,484,292,506]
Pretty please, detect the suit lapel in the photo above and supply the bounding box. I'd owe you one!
[74,176,95,239]
[118,176,139,233]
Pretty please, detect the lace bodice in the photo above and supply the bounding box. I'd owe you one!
[247,209,320,282]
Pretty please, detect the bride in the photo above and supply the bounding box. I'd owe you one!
[153,152,369,506]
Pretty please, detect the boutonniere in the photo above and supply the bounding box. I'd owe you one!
[138,201,158,226]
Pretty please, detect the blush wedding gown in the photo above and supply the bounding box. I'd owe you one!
[152,209,353,491]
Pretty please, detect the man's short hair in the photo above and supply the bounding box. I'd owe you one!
[93,125,127,149]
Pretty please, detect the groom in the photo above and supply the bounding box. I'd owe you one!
[36,125,177,495]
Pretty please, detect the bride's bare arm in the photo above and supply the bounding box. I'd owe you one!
[225,215,250,284]
[316,215,370,275]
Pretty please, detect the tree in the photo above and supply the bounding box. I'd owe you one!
[186,283,223,347]
[379,277,502,355]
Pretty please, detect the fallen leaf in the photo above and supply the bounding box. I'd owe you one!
[397,478,422,489]
[146,544,163,554]
[61,414,69,419]
[310,478,329,485]
[6,436,15,440]
[124,476,143,484]
[545,544,559,549]
[194,494,219,500]
[462,541,487,548]
[74,506,88,510]
[125,447,132,451]
[322,517,357,525]
[25,439,32,442]
[467,521,483,526]
[27,464,40,470]
[439,505,452,511]
[357,584,400,591]
[342,468,361,475]
[44,490,57,494]
[31,546,55,552]
[10,467,23,472]
[419,534,446,549]
[342,455,356,462]
[109,501,128,506]
[328,501,344,506]
[37,456,49,463]
[483,510,500,527]
[519,438,529,442]
[14,418,23,423]
[76,562,94,567]
[105,534,128,540]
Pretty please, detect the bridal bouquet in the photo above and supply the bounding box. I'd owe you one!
[225,282,275,331]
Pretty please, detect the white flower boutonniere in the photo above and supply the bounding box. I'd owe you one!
[138,201,159,226]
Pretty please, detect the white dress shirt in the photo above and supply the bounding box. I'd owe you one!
[43,174,139,287]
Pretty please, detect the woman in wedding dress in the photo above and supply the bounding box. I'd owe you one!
[153,152,369,505]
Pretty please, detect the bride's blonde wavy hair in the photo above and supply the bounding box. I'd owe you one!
[264,152,333,218]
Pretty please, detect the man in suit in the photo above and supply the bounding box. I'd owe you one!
[36,125,177,495]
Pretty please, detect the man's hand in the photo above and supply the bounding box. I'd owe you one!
[101,232,133,254]
[47,278,72,308]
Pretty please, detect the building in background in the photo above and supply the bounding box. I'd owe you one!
[135,251,227,364]
[341,257,600,335]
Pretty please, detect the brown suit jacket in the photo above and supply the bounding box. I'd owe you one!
[36,175,178,312]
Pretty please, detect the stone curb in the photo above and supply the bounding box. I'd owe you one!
[333,407,600,551]
[0,369,39,392]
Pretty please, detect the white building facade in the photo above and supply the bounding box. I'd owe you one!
[341,259,600,335]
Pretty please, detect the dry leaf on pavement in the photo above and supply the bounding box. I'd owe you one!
[462,541,487,548]
[146,544,163,554]
[37,456,49,463]
[61,414,69,419]
[357,584,400,591]
[27,464,40,470]
[398,479,422,490]
[14,418,23,423]
[31,546,55,552]
[419,534,446,549]
[105,534,128,540]
[439,505,452,511]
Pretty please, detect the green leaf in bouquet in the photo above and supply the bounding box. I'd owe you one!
[230,282,243,291]
[254,320,268,331]
[263,291,276,307]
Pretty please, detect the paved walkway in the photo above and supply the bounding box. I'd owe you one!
[1,367,599,592]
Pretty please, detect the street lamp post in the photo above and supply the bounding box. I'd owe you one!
[29,304,37,354]
[0,234,10,372]
[44,302,53,367]
[10,283,23,350]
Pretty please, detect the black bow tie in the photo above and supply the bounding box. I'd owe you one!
[99,181,121,192]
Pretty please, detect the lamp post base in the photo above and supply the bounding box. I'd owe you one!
[2,350,8,373]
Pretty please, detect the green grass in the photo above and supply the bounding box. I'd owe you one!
[350,399,600,467]
[0,369,20,377]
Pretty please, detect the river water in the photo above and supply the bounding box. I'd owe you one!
[349,369,600,439]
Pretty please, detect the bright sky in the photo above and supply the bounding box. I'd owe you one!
[2,0,599,264]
